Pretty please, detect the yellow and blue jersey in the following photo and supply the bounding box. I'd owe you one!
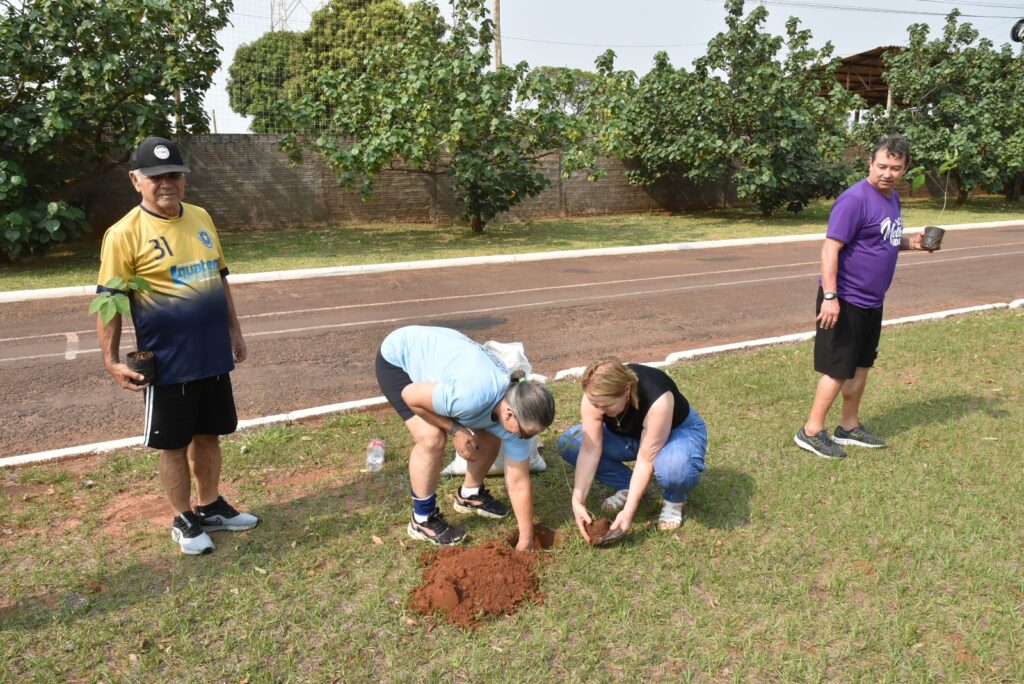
[97,203,235,385]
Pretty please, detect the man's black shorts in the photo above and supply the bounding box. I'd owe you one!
[375,349,416,421]
[813,287,883,379]
[143,374,237,450]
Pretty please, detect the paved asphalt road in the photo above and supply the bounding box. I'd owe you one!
[1,223,1022,457]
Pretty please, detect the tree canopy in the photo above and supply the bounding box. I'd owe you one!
[227,0,411,134]
[0,0,231,260]
[857,11,1024,202]
[279,0,571,233]
[571,0,860,215]
[227,30,303,134]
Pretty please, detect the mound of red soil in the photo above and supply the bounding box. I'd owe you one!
[409,540,543,629]
[584,518,613,545]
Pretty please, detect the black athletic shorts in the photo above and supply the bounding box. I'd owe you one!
[375,349,416,421]
[143,374,238,450]
[813,287,883,379]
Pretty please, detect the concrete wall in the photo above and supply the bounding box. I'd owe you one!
[72,134,732,232]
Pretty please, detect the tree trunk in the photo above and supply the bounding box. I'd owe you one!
[954,172,968,205]
[470,214,484,234]
[1004,173,1022,202]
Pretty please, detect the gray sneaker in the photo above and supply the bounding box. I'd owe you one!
[834,424,886,448]
[794,427,847,459]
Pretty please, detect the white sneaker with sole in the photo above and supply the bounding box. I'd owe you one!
[194,496,259,532]
[171,511,215,555]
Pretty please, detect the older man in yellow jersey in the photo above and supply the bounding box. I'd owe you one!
[96,137,258,555]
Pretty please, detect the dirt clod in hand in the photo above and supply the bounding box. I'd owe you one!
[584,518,613,545]
[505,523,563,550]
[409,541,543,629]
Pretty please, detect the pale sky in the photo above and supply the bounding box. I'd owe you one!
[206,0,1024,133]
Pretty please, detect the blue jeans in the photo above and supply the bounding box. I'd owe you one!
[558,409,707,504]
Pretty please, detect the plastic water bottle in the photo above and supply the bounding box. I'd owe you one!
[365,439,385,472]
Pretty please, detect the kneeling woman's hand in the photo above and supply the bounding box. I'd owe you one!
[572,498,593,543]
[610,509,633,535]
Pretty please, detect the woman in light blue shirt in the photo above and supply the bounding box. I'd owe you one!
[376,326,555,550]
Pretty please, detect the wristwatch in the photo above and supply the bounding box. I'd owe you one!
[823,291,837,301]
[448,422,463,437]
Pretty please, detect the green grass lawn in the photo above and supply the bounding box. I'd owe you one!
[2,195,1021,292]
[2,309,1022,681]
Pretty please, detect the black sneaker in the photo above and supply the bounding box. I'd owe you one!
[834,424,886,448]
[453,485,510,519]
[407,510,467,546]
[194,496,259,532]
[794,427,847,459]
[171,511,215,555]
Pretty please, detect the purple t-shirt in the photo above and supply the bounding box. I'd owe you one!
[821,178,903,309]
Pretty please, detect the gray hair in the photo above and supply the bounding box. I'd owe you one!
[505,371,556,433]
[871,135,911,166]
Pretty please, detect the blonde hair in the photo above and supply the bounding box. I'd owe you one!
[581,357,639,410]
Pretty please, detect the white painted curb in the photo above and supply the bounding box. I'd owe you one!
[1,220,1019,304]
[2,299,1018,469]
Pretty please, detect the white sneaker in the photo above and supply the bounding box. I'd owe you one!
[194,496,259,532]
[171,512,215,555]
[602,489,630,513]
[657,501,685,530]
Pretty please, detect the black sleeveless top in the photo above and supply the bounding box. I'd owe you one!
[603,364,690,441]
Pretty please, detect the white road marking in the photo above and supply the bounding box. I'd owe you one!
[1,247,1023,361]
[64,332,79,360]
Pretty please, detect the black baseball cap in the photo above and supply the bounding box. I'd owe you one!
[130,137,191,176]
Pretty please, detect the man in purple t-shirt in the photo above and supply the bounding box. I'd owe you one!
[794,135,937,459]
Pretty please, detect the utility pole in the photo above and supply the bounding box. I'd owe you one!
[493,0,502,68]
[270,0,286,31]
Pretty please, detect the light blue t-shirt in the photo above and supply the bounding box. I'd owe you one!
[380,326,530,461]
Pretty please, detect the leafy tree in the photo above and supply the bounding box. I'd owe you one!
[557,50,638,181]
[570,1,859,215]
[280,0,569,233]
[0,0,231,260]
[857,11,1024,203]
[226,0,410,133]
[530,66,598,115]
[227,31,302,133]
[301,0,410,76]
[682,0,859,214]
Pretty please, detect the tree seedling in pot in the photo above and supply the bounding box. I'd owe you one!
[89,275,156,384]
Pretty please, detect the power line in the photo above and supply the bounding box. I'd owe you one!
[503,35,708,49]
[703,0,1020,19]
[914,0,1024,9]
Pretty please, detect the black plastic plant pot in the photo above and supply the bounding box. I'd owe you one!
[126,350,156,385]
[922,225,945,250]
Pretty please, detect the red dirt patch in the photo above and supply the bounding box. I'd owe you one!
[0,482,48,499]
[102,493,170,536]
[409,540,543,629]
[263,466,338,499]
